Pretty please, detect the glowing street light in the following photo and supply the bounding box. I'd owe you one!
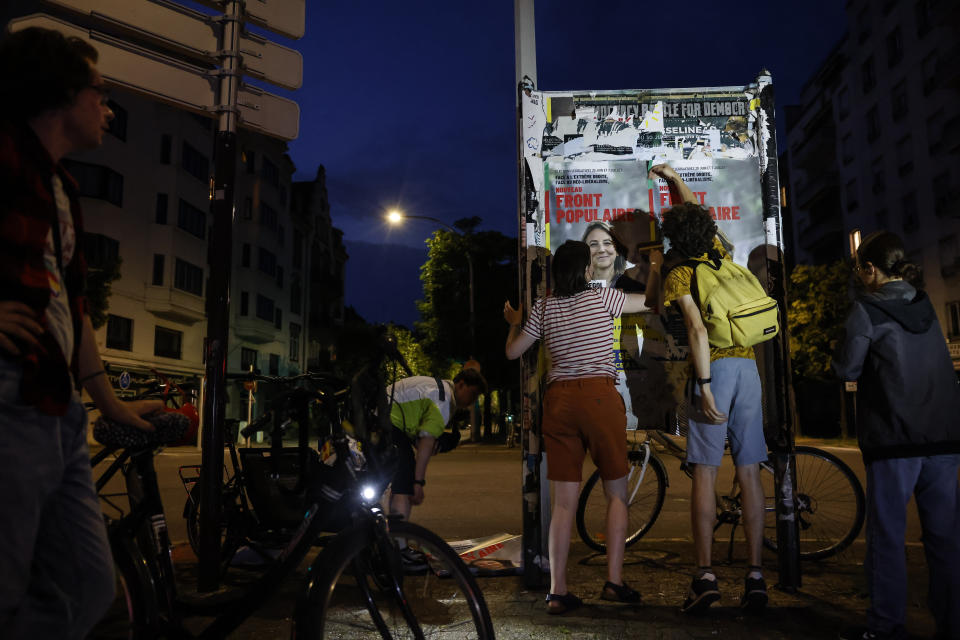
[386,210,476,357]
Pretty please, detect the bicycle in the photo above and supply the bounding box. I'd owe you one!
[576,428,865,561]
[90,336,495,639]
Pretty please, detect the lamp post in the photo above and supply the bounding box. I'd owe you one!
[387,210,475,357]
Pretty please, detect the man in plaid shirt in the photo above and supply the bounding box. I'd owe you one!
[0,27,159,639]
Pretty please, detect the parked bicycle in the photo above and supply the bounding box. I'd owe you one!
[576,429,865,561]
[90,336,495,639]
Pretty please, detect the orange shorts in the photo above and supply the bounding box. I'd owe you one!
[541,377,628,482]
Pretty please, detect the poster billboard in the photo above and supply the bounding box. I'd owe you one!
[519,77,779,430]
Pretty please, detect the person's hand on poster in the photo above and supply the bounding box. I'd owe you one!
[649,163,699,205]
[648,163,680,182]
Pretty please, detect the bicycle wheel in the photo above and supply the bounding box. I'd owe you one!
[184,483,246,569]
[762,446,865,560]
[576,448,667,553]
[299,519,495,639]
[92,532,159,639]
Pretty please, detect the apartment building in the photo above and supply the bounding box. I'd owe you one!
[782,0,960,358]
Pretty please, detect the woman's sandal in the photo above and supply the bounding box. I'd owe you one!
[545,592,583,615]
[600,580,641,603]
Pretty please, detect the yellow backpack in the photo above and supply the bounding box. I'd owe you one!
[682,257,780,348]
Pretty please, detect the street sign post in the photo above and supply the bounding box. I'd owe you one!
[9,14,299,140]
[39,0,303,89]
[194,0,305,40]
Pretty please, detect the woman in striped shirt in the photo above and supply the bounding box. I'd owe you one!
[504,239,659,613]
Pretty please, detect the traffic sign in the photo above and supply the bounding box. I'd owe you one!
[119,370,131,390]
[39,0,302,89]
[8,14,299,140]
[194,0,305,40]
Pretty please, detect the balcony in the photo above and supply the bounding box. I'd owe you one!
[144,285,205,324]
[233,316,279,344]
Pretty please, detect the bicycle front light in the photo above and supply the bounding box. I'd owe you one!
[360,485,377,502]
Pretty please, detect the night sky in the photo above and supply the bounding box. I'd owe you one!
[265,1,847,328]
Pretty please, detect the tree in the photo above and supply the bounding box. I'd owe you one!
[787,261,852,380]
[85,254,122,329]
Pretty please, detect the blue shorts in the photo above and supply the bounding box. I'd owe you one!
[686,357,767,467]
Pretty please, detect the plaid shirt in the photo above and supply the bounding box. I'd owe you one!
[0,120,88,416]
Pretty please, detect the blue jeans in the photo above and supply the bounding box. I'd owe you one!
[0,358,115,639]
[865,455,960,638]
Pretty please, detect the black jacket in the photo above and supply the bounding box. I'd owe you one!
[833,280,960,463]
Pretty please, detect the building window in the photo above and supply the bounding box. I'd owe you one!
[107,100,127,141]
[861,57,876,93]
[289,322,301,361]
[896,136,913,176]
[278,224,285,246]
[160,134,171,164]
[902,192,919,232]
[241,243,251,268]
[82,232,119,269]
[260,202,278,231]
[891,81,908,121]
[274,308,282,330]
[152,254,165,286]
[256,294,274,322]
[866,106,880,142]
[240,290,249,316]
[922,53,938,95]
[155,193,168,224]
[62,160,123,206]
[261,157,279,188]
[871,158,885,195]
[940,234,960,277]
[181,141,209,183]
[933,173,953,217]
[290,275,301,314]
[845,179,859,212]
[244,149,256,174]
[242,197,253,221]
[292,236,303,269]
[269,353,280,376]
[837,87,850,120]
[241,347,258,372]
[174,258,203,296]
[947,301,960,338]
[857,6,871,43]
[841,134,854,165]
[258,247,277,277]
[927,109,944,154]
[276,266,284,288]
[886,27,903,67]
[177,199,206,239]
[154,326,182,359]
[106,314,132,351]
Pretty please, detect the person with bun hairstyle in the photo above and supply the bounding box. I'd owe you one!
[834,231,960,640]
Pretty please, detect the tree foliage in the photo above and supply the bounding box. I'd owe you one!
[86,255,122,329]
[415,221,517,390]
[787,261,852,380]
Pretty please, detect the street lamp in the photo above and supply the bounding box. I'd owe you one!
[386,210,475,357]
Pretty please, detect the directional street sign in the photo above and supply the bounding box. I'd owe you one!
[8,14,299,140]
[40,0,302,89]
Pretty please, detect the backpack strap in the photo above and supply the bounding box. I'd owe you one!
[434,376,445,402]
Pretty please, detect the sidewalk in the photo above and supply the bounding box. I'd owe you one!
[158,538,937,640]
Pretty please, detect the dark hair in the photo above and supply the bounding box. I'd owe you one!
[660,203,718,259]
[0,27,99,122]
[581,222,627,278]
[857,230,923,289]
[551,240,591,297]
[453,368,487,394]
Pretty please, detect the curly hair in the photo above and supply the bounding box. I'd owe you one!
[0,27,99,123]
[660,203,717,259]
[551,240,591,297]
[857,230,924,290]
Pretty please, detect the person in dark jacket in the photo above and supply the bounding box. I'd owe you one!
[834,230,960,640]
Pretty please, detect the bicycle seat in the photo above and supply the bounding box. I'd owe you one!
[93,411,190,450]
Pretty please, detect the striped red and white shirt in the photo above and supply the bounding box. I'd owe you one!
[522,287,625,383]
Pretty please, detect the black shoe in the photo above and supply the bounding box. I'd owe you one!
[600,580,641,603]
[740,575,767,614]
[680,572,720,614]
[399,546,429,573]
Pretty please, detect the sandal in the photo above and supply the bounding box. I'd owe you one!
[546,592,583,615]
[601,580,641,603]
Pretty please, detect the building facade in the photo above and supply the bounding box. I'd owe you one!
[783,0,960,360]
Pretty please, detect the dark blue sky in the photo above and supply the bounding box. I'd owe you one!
[268,1,847,328]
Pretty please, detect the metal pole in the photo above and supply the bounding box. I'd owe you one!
[466,250,475,357]
[198,0,241,592]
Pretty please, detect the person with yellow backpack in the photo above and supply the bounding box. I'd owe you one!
[654,163,779,616]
